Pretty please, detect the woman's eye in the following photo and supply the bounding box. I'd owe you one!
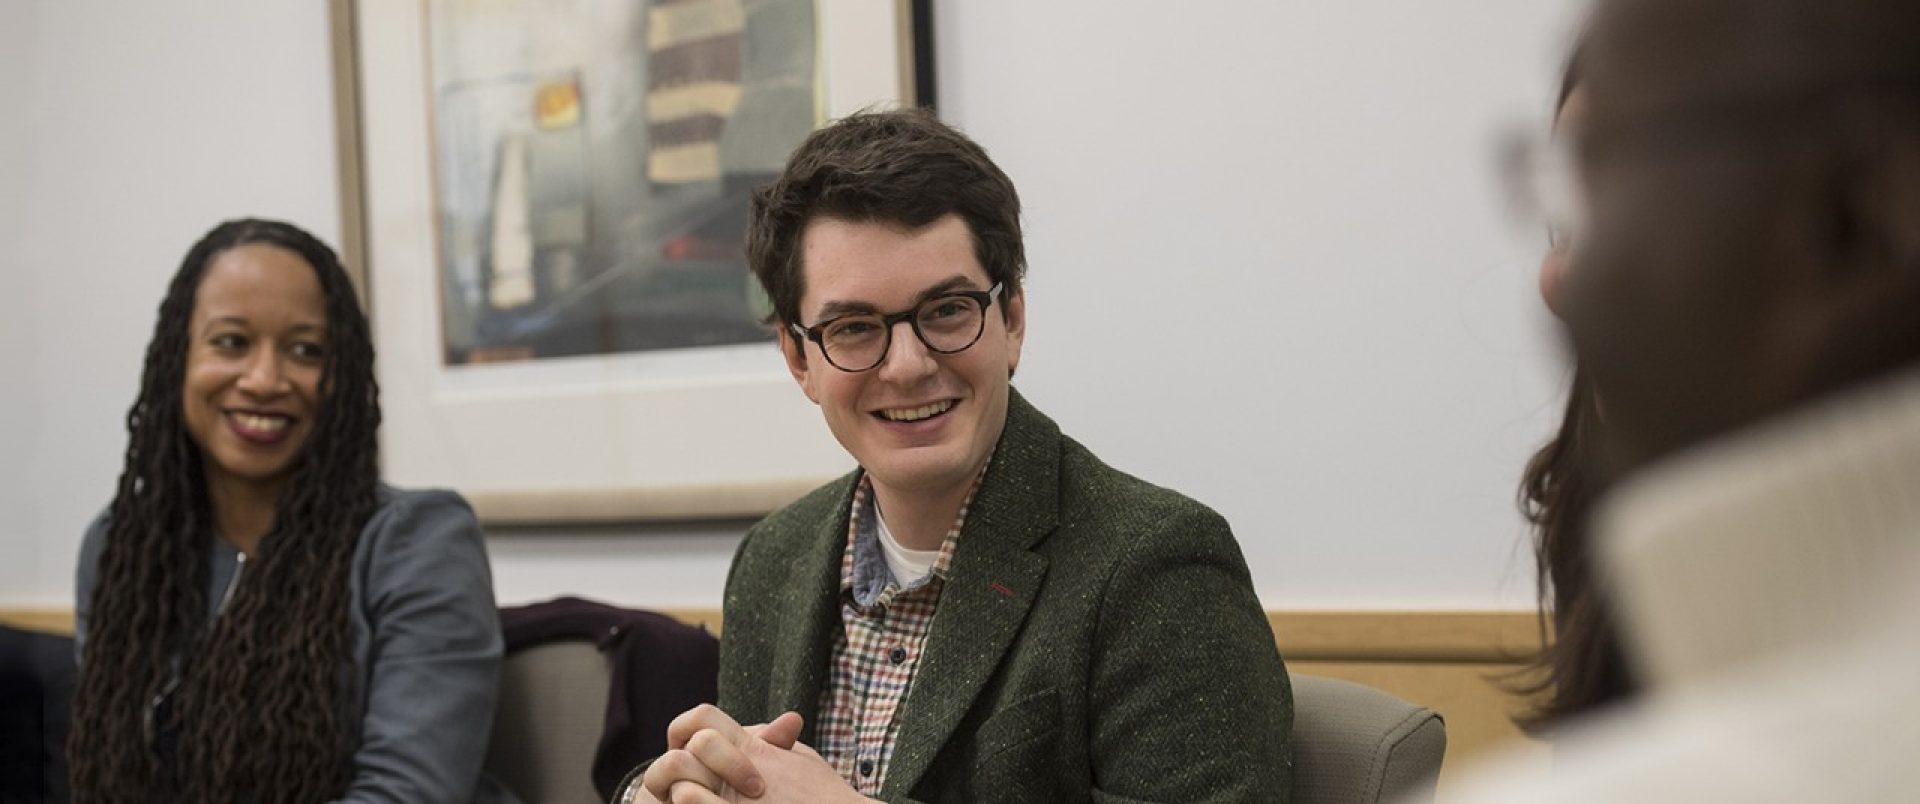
[291,341,328,361]
[210,333,248,351]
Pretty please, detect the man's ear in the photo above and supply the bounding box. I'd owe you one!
[779,327,821,404]
[1002,285,1026,379]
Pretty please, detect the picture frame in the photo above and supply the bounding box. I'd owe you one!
[330,0,934,524]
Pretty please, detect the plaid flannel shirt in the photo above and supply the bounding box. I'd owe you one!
[617,468,984,804]
[813,469,982,795]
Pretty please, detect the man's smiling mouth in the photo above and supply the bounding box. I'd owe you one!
[877,400,954,422]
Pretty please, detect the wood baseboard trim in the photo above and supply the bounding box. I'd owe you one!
[3,607,1541,663]
[1268,611,1543,662]
[0,609,77,635]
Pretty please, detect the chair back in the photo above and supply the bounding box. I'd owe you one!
[1289,674,1447,804]
[484,640,613,804]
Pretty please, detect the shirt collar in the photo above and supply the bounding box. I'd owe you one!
[841,457,992,608]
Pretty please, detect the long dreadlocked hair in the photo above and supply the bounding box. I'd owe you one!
[69,218,381,803]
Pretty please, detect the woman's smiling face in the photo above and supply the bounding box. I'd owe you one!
[180,243,329,494]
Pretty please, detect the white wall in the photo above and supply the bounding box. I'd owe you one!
[4,0,1586,612]
[942,1,1584,608]
[1,0,344,606]
[0,2,40,603]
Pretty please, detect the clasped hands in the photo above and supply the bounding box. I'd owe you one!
[638,704,876,804]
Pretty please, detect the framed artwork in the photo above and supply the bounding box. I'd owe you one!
[331,0,934,523]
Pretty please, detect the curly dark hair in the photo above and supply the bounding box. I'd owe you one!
[68,218,380,802]
[746,107,1026,332]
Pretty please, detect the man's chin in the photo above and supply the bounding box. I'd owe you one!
[861,453,980,496]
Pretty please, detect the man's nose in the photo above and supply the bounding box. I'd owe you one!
[876,319,938,382]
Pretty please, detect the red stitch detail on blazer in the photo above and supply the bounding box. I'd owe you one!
[989,581,1016,598]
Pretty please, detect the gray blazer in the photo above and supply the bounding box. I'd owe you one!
[77,486,518,804]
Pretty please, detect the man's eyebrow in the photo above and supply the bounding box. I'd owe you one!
[812,275,982,319]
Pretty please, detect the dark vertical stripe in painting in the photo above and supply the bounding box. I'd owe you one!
[912,0,936,110]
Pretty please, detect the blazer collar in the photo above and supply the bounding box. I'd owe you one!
[882,387,1060,795]
[762,473,858,739]
[961,387,1064,552]
[759,388,1064,769]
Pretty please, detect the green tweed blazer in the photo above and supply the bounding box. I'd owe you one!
[718,389,1293,803]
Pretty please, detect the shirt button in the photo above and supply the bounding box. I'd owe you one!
[889,646,908,665]
[859,759,876,777]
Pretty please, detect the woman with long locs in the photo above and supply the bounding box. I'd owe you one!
[67,219,518,803]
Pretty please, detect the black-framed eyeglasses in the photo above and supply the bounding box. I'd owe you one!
[791,282,1005,372]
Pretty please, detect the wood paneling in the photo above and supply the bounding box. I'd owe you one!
[1271,611,1544,662]
[0,609,74,634]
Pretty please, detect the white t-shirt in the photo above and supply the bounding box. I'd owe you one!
[873,499,941,587]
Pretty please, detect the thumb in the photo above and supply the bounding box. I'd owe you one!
[757,711,804,749]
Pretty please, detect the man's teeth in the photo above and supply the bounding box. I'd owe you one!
[882,401,953,422]
[234,413,289,433]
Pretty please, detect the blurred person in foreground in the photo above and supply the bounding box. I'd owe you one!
[617,109,1292,803]
[1456,0,1920,800]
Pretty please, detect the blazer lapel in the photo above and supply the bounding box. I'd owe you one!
[760,476,856,739]
[882,390,1061,795]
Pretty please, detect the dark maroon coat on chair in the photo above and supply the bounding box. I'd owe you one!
[499,597,719,800]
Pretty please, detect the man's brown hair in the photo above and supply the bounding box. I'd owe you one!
[746,108,1025,331]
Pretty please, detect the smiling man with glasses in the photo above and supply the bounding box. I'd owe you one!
[617,109,1292,804]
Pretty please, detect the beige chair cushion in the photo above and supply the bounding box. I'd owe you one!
[485,641,614,804]
[1289,674,1447,804]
